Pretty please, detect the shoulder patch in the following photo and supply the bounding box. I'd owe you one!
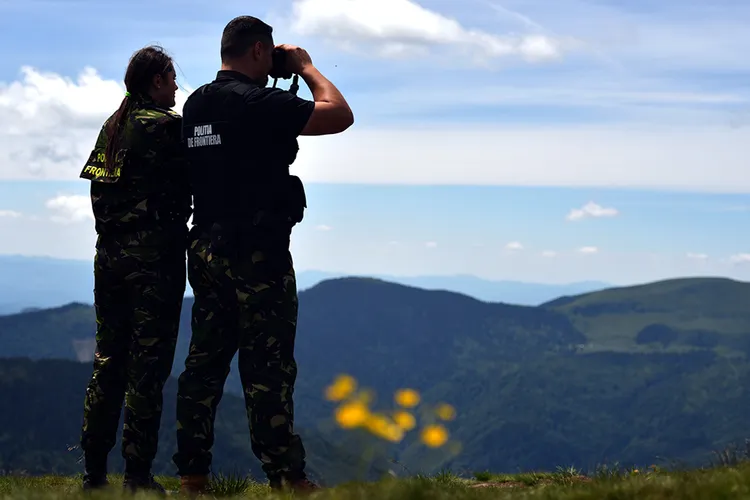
[79,148,124,183]
[79,124,122,183]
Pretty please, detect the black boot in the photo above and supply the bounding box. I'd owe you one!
[82,474,109,491]
[82,454,108,491]
[269,471,319,493]
[123,474,166,495]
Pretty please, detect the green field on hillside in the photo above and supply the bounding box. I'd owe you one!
[544,277,750,353]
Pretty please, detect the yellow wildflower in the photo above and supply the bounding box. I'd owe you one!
[435,403,456,421]
[364,413,404,442]
[393,411,416,431]
[421,424,448,448]
[334,400,369,429]
[325,374,356,402]
[356,388,375,405]
[394,388,420,408]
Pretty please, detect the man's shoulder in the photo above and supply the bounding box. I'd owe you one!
[185,79,258,100]
[241,87,315,119]
[248,86,304,102]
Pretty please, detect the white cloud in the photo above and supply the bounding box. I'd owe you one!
[289,125,750,192]
[0,66,190,181]
[541,250,557,257]
[315,224,333,231]
[0,210,21,218]
[578,246,598,254]
[1,65,749,194]
[374,83,748,114]
[45,195,93,224]
[473,0,750,75]
[566,202,619,221]
[687,252,709,260]
[505,241,523,250]
[425,241,437,248]
[289,0,568,63]
[730,253,750,264]
[717,205,750,212]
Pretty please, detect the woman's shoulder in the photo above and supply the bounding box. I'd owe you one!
[124,104,183,144]
[129,103,182,125]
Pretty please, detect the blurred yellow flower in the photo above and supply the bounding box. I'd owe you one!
[435,403,456,421]
[421,424,448,448]
[355,388,375,405]
[365,413,404,442]
[334,400,369,428]
[325,374,356,402]
[393,410,416,431]
[394,388,420,408]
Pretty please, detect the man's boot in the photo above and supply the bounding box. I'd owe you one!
[122,474,167,495]
[82,454,109,491]
[269,472,319,494]
[179,475,210,496]
[82,474,109,491]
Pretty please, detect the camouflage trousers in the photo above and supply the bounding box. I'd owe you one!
[81,229,187,476]
[173,227,306,481]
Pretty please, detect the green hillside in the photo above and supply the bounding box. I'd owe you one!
[291,277,585,400]
[0,303,95,360]
[543,277,750,354]
[2,277,750,479]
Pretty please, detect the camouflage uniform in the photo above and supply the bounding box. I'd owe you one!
[172,220,307,485]
[79,96,191,484]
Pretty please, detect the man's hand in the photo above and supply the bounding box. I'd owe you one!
[274,44,353,136]
[276,44,313,75]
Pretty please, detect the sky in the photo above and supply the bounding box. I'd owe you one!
[0,0,749,285]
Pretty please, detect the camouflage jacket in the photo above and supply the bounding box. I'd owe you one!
[80,96,192,239]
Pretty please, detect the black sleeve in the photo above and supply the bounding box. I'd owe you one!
[252,87,315,138]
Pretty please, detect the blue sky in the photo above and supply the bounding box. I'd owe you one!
[0,0,749,285]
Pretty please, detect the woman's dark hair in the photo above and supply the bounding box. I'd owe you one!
[104,45,174,174]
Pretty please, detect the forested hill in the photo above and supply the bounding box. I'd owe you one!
[1,276,750,478]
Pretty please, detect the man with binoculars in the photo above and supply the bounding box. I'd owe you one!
[173,15,353,494]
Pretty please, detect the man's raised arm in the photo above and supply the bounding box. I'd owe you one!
[278,44,354,136]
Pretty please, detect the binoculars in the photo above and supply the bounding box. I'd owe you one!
[269,47,299,95]
[269,48,293,80]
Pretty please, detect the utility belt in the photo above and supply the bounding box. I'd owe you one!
[191,217,292,258]
[96,210,190,234]
[99,216,187,235]
[96,203,191,236]
[192,174,306,256]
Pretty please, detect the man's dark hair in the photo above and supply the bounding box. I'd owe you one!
[221,16,274,61]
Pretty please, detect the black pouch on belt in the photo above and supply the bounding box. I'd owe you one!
[284,175,307,224]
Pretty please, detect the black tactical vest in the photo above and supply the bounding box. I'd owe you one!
[182,75,306,234]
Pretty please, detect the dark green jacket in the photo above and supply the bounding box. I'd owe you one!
[80,96,192,239]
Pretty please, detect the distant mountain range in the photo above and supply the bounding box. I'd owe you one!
[0,254,611,315]
[2,275,750,481]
